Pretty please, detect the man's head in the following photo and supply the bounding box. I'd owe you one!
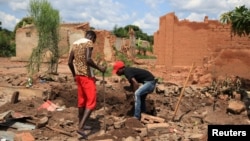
[112,61,125,75]
[85,30,96,43]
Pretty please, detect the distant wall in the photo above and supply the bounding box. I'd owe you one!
[93,30,116,62]
[14,25,38,61]
[154,12,250,78]
[13,23,117,63]
[13,23,90,61]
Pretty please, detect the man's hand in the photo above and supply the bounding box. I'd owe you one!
[100,65,107,73]
[131,78,139,92]
[133,83,139,92]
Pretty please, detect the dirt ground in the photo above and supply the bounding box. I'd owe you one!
[0,57,250,141]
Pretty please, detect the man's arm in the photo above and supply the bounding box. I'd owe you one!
[68,50,76,78]
[85,47,106,73]
[131,78,139,92]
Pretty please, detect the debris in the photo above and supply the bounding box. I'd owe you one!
[46,125,73,137]
[0,131,15,141]
[26,77,33,88]
[0,110,12,123]
[141,113,165,124]
[10,91,19,104]
[14,132,35,141]
[37,100,58,111]
[146,123,170,130]
[227,100,246,114]
[0,120,35,131]
[25,116,48,129]
[11,111,30,119]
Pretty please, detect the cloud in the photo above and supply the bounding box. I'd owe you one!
[185,12,207,21]
[133,13,159,35]
[144,0,165,8]
[0,11,20,30]
[1,0,250,35]
[167,0,250,21]
[9,0,29,11]
[54,0,129,31]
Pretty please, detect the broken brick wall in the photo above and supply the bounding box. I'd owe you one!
[93,30,116,62]
[14,25,38,61]
[13,23,117,63]
[59,23,90,58]
[154,12,250,78]
[14,23,90,61]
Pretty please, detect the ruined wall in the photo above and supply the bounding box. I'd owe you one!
[59,23,90,57]
[14,23,89,61]
[14,25,37,61]
[93,30,116,62]
[14,22,118,65]
[154,12,250,78]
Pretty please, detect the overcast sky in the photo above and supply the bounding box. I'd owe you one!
[0,0,249,35]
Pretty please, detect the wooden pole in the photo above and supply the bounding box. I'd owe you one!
[102,72,107,132]
[46,125,73,137]
[172,63,194,121]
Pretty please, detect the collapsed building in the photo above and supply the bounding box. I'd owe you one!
[12,12,250,79]
[13,22,116,62]
[13,23,141,63]
[154,12,250,79]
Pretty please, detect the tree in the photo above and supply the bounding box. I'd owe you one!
[220,5,250,37]
[28,0,60,75]
[0,32,15,57]
[113,25,128,38]
[112,24,154,58]
[112,24,153,44]
[14,17,34,37]
[0,22,15,57]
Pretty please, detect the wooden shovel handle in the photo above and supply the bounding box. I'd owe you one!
[172,63,194,121]
[46,125,73,137]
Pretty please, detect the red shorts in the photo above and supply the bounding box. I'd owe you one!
[75,76,96,110]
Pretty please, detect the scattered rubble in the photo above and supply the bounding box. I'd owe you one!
[0,58,250,141]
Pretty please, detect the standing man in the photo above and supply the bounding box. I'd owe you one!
[68,30,106,137]
[112,61,157,120]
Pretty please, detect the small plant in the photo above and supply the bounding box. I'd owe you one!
[114,45,133,66]
[136,54,156,59]
[157,77,164,83]
[94,65,113,77]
